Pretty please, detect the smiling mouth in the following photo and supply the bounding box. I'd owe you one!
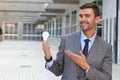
[81,23,88,26]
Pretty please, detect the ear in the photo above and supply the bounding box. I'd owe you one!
[95,16,100,24]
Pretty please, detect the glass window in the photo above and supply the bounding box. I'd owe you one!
[98,0,102,5]
[97,21,103,37]
[65,27,70,34]
[23,23,27,34]
[71,10,77,25]
[71,26,77,33]
[106,19,108,41]
[56,19,58,36]
[66,14,69,25]
[5,23,18,34]
[94,0,102,18]
[56,18,62,37]
[49,23,51,35]
[97,27,102,37]
[13,23,18,34]
[4,23,18,40]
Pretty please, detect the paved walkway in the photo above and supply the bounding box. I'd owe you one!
[0,41,119,80]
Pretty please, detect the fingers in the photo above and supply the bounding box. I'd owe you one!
[65,50,76,58]
[80,50,86,59]
[42,41,49,47]
[42,41,50,49]
[80,50,83,56]
[42,41,51,58]
[65,50,84,57]
[65,50,72,56]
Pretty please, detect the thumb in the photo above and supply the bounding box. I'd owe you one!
[80,50,84,56]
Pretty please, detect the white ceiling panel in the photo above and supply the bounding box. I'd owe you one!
[0,0,79,24]
[47,3,78,10]
[0,0,53,3]
[40,12,61,15]
[0,2,46,12]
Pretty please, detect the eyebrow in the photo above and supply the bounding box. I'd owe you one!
[79,14,91,17]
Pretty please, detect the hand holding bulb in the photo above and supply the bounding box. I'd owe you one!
[42,31,51,60]
[42,31,49,41]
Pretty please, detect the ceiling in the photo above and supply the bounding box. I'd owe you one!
[0,0,79,25]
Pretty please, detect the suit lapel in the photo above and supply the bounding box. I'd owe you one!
[87,36,99,62]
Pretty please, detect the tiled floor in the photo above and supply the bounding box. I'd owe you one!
[0,41,61,80]
[0,41,119,80]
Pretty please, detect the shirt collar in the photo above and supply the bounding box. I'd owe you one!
[80,30,96,42]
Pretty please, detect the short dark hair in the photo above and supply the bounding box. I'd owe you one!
[79,3,100,17]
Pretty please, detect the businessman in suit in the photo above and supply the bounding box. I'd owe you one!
[42,2,112,80]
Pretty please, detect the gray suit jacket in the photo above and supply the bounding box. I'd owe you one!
[47,31,112,80]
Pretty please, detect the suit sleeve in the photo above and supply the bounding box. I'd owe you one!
[47,37,65,76]
[86,44,112,80]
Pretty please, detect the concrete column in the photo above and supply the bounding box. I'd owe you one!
[107,19,110,43]
[118,10,120,64]
[62,15,65,35]
[54,19,56,37]
[111,18,115,63]
[18,22,23,40]
[1,21,6,40]
[103,19,107,41]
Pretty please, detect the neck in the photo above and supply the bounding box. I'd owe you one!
[83,29,96,38]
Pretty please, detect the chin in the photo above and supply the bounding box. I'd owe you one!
[82,28,89,32]
[81,27,88,30]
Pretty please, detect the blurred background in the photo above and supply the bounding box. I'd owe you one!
[0,0,119,80]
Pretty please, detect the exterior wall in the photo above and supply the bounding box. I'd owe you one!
[102,0,116,19]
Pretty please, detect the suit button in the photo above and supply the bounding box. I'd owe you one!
[77,76,79,79]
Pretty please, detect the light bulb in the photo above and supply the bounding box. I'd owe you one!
[42,31,49,41]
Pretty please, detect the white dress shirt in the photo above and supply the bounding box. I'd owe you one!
[80,30,96,52]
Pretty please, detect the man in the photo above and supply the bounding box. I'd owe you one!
[42,2,112,80]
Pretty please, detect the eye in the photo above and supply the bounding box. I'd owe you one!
[85,14,90,17]
[79,14,83,18]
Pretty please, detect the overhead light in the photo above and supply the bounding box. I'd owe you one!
[6,23,15,27]
[44,3,49,9]
[38,12,42,16]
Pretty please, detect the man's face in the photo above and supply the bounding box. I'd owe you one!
[79,8,99,32]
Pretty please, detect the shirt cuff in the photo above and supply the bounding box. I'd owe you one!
[45,59,53,69]
[85,65,90,73]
